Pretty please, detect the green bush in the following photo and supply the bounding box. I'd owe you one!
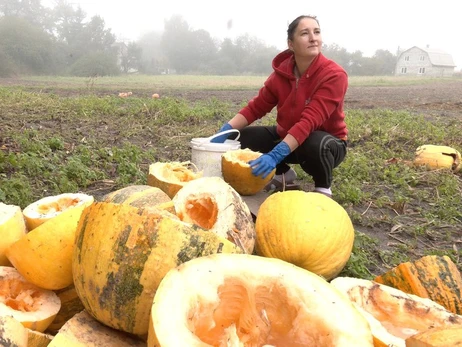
[69,51,121,77]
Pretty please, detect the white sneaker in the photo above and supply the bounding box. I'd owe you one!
[264,168,298,192]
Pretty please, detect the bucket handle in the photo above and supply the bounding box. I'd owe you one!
[207,129,240,142]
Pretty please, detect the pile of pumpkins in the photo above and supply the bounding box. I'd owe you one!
[0,148,461,346]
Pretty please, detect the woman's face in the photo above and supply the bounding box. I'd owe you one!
[288,17,322,59]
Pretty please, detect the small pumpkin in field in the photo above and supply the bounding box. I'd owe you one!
[148,253,374,347]
[331,277,462,347]
[255,191,354,280]
[22,192,94,231]
[413,144,461,172]
[0,266,61,333]
[0,202,27,266]
[173,176,256,254]
[72,202,243,336]
[147,161,202,198]
[102,184,175,213]
[221,148,275,195]
[374,255,462,315]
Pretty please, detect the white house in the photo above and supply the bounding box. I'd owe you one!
[395,46,456,77]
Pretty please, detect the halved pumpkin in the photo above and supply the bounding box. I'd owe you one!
[255,191,354,280]
[330,277,462,347]
[374,255,462,315]
[27,330,54,347]
[22,192,94,231]
[405,325,462,347]
[172,176,256,254]
[6,200,91,290]
[46,284,85,334]
[147,161,202,198]
[413,144,461,172]
[72,202,243,336]
[48,310,145,347]
[0,202,27,266]
[148,253,374,347]
[0,266,61,332]
[221,148,275,195]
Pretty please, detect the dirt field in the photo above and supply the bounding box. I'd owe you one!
[1,77,461,275]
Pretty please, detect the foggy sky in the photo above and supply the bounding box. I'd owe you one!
[43,0,461,70]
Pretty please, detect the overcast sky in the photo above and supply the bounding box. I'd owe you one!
[46,0,461,70]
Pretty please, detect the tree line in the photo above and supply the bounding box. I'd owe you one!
[0,0,397,77]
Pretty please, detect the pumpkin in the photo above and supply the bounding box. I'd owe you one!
[0,315,28,347]
[221,148,275,195]
[374,255,462,315]
[103,184,175,214]
[72,202,243,336]
[330,277,462,347]
[148,253,374,347]
[22,192,94,231]
[46,284,85,334]
[0,266,61,332]
[405,325,462,347]
[172,176,256,254]
[0,202,27,266]
[413,144,461,172]
[147,161,202,198]
[255,191,354,280]
[48,310,145,347]
[6,199,91,290]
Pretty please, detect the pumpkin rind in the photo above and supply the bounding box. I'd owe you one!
[0,315,28,347]
[149,253,374,347]
[0,202,27,266]
[405,325,462,347]
[331,276,462,347]
[72,202,243,336]
[0,266,61,333]
[374,255,462,315]
[172,176,256,254]
[255,191,354,280]
[48,310,145,347]
[221,148,275,195]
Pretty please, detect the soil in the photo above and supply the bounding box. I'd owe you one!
[1,77,462,275]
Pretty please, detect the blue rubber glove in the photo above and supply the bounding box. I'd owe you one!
[210,123,233,143]
[249,141,291,179]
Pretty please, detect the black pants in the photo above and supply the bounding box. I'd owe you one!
[231,126,347,188]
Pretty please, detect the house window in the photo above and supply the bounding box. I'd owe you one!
[401,67,407,74]
[420,55,425,61]
[404,56,410,61]
[418,67,426,74]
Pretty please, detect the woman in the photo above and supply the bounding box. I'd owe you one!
[212,15,348,197]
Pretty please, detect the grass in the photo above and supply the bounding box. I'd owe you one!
[1,75,461,279]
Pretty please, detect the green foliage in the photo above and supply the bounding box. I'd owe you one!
[69,51,120,77]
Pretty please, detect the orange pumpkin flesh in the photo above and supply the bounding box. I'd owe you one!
[0,266,61,333]
[149,254,374,346]
[221,148,275,195]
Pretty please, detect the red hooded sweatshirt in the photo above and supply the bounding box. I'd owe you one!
[239,50,348,144]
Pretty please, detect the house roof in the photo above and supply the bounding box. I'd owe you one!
[401,46,456,67]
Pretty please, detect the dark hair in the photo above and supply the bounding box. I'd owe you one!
[287,15,319,41]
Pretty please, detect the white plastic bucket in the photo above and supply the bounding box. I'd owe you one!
[190,129,241,178]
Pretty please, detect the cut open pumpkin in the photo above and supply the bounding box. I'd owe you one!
[221,148,275,195]
[0,202,27,266]
[149,253,374,347]
[0,266,61,332]
[147,161,202,198]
